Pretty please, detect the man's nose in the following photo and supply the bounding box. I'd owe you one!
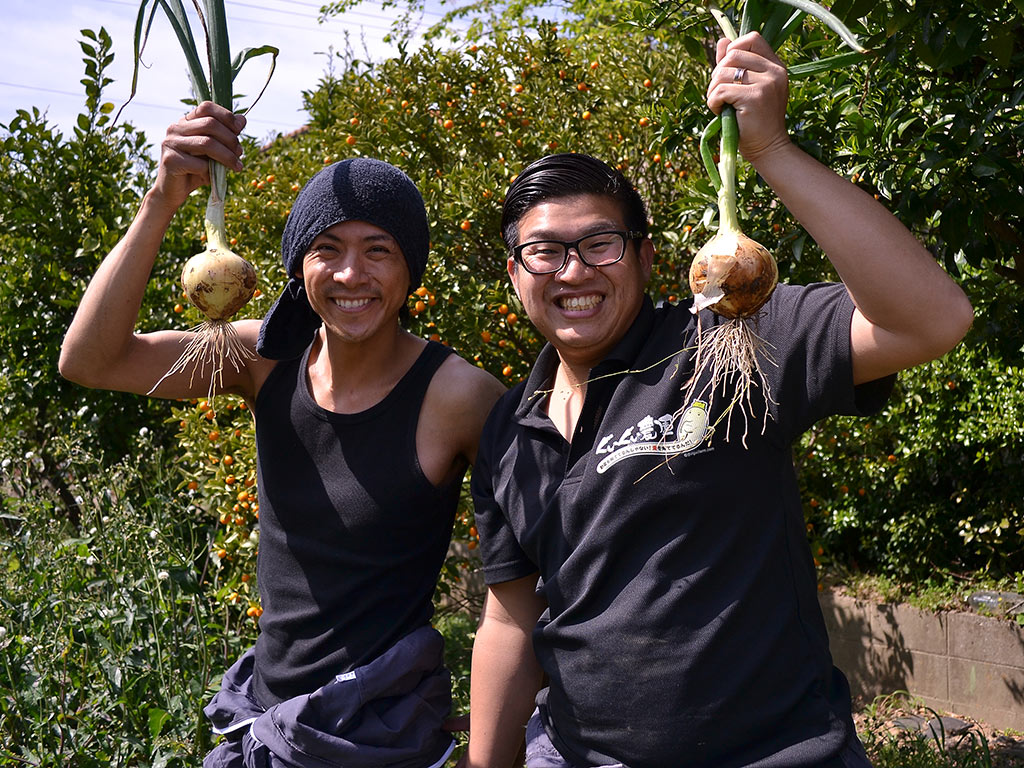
[332,255,364,283]
[557,247,593,279]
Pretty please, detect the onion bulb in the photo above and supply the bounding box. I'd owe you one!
[181,244,257,322]
[689,230,778,319]
[148,186,257,400]
[681,100,779,448]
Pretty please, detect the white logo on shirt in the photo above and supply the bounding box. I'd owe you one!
[595,401,711,474]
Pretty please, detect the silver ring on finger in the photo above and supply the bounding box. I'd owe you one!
[733,67,746,84]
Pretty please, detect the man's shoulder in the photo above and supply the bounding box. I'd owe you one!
[428,351,507,419]
[478,379,531,442]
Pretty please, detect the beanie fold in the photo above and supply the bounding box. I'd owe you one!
[257,279,323,360]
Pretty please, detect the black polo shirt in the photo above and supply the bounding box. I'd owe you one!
[472,283,893,768]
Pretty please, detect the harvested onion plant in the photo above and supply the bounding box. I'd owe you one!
[681,0,868,447]
[118,0,277,400]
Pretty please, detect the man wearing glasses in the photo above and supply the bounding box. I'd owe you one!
[463,34,972,768]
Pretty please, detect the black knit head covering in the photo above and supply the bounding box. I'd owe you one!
[256,158,429,360]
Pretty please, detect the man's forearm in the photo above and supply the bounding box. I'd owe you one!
[466,617,544,768]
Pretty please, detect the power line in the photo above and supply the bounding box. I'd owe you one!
[246,0,448,20]
[0,81,296,131]
[90,0,449,30]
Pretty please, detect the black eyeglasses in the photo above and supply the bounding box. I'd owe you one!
[512,230,645,275]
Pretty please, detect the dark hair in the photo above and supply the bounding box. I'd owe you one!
[501,153,649,251]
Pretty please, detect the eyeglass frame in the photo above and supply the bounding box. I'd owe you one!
[511,230,647,275]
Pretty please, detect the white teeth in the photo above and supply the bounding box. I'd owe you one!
[560,295,602,311]
[333,298,372,309]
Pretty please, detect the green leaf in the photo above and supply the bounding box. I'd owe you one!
[231,44,279,115]
[767,0,868,53]
[983,25,1015,67]
[148,707,170,740]
[788,50,869,79]
[790,231,807,261]
[683,34,706,60]
[886,9,916,36]
[115,0,210,130]
[952,14,981,50]
[847,0,875,20]
[971,157,1001,177]
[828,0,854,23]
[896,115,918,137]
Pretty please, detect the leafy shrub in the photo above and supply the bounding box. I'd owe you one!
[0,28,183,531]
[800,270,1024,580]
[0,432,251,766]
[163,7,1024,597]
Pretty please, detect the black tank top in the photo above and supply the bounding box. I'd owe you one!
[250,340,461,706]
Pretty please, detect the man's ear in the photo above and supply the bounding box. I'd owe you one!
[638,238,655,282]
[506,256,521,300]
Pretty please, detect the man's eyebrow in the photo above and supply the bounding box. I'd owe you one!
[522,223,621,240]
[311,231,341,245]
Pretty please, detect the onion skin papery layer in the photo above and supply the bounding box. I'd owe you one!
[689,231,778,320]
[181,248,257,322]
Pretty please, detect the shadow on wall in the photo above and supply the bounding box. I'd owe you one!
[819,589,1024,732]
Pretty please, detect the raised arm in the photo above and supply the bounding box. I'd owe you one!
[707,34,973,385]
[59,101,270,400]
[466,575,547,768]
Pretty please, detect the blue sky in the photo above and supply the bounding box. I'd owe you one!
[2,0,462,160]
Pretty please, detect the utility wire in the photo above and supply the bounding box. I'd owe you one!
[0,81,295,130]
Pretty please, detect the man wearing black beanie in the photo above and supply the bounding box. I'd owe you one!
[60,101,505,768]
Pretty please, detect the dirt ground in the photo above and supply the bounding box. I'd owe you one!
[854,697,1024,767]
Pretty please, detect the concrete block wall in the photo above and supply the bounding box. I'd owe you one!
[820,591,1024,731]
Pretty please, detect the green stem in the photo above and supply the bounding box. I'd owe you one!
[205,0,234,108]
[700,116,724,192]
[718,105,741,235]
[205,161,230,249]
[204,180,230,252]
[204,1,233,250]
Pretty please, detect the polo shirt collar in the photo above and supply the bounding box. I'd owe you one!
[514,296,657,426]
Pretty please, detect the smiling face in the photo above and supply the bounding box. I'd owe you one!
[300,220,411,346]
[508,194,653,371]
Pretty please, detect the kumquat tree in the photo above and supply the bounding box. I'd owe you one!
[1,0,1022,763]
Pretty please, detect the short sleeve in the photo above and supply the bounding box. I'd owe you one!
[470,403,540,585]
[755,282,895,437]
